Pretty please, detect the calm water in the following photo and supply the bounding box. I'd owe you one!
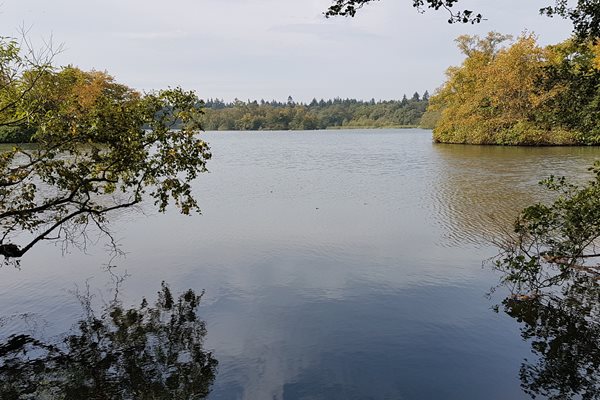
[2,129,600,399]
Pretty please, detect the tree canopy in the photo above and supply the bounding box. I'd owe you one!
[326,0,600,39]
[426,32,600,145]
[0,36,211,261]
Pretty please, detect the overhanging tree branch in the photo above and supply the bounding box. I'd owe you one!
[0,38,212,261]
[325,0,600,39]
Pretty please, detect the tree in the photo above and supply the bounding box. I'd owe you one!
[325,0,600,39]
[0,34,56,129]
[0,37,211,261]
[427,32,600,145]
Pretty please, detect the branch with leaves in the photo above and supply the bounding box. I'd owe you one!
[493,162,600,296]
[0,39,211,261]
[325,0,483,23]
[326,0,600,39]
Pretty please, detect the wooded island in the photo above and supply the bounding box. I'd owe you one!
[427,33,600,145]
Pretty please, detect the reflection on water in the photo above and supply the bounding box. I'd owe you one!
[500,272,600,400]
[431,144,600,246]
[2,130,600,399]
[0,282,217,400]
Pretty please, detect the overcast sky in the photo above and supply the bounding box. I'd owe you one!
[1,0,573,102]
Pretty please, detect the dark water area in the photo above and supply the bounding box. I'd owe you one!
[1,129,599,399]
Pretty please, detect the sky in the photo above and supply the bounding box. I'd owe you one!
[1,0,573,102]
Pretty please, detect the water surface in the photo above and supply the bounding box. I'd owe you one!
[2,129,599,399]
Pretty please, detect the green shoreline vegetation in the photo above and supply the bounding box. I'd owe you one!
[200,95,430,131]
[325,124,419,129]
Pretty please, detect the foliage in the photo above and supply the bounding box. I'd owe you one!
[540,0,600,40]
[0,37,211,260]
[201,95,429,131]
[494,163,600,295]
[0,126,35,143]
[492,165,600,399]
[418,108,441,129]
[534,39,600,144]
[326,0,482,23]
[502,276,600,400]
[0,35,55,129]
[429,33,600,145]
[326,0,600,40]
[0,283,218,400]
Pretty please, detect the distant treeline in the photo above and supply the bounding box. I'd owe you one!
[200,93,430,131]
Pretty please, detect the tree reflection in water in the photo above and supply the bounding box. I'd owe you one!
[0,282,217,400]
[500,273,600,399]
[495,253,600,398]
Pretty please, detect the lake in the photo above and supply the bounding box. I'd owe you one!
[2,129,599,399]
